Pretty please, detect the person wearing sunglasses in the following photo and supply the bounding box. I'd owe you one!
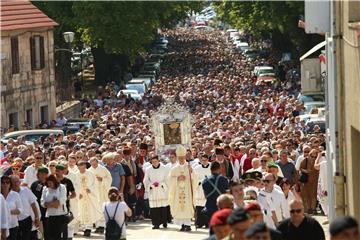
[1,176,23,240]
[277,199,325,240]
[23,151,45,187]
[9,162,24,180]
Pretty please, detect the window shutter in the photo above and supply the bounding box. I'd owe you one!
[30,37,35,70]
[11,37,19,74]
[40,36,45,69]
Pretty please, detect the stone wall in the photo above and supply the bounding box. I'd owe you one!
[55,100,81,119]
[338,0,360,223]
[1,28,56,129]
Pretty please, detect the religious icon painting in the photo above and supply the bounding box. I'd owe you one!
[151,97,193,159]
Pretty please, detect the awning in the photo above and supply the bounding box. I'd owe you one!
[300,41,326,61]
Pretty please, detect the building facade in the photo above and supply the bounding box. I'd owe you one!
[335,0,360,223]
[0,0,58,132]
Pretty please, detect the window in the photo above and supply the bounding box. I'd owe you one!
[11,37,19,74]
[30,35,45,70]
[349,1,360,22]
[40,105,48,123]
[26,108,33,127]
[8,112,18,128]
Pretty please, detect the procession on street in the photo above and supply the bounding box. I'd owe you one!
[1,6,360,240]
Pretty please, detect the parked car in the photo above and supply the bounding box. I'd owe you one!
[130,78,153,88]
[149,53,164,62]
[194,26,214,31]
[243,48,259,60]
[156,36,168,45]
[144,62,160,71]
[298,93,325,103]
[137,74,156,82]
[66,118,93,128]
[304,101,326,114]
[126,82,147,95]
[53,118,93,133]
[235,41,249,49]
[1,129,64,144]
[256,74,277,86]
[253,66,274,76]
[129,93,143,101]
[305,116,326,133]
[139,70,157,77]
[117,89,140,98]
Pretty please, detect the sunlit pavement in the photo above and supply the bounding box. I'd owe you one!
[74,216,330,240]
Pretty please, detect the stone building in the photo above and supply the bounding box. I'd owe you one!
[0,0,58,131]
[334,0,360,223]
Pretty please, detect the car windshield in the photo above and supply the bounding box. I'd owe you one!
[24,134,50,142]
[307,121,326,133]
[305,103,325,113]
[259,69,274,74]
[300,95,325,102]
[126,84,145,93]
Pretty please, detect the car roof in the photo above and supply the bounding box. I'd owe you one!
[304,101,325,105]
[132,77,151,81]
[3,129,64,138]
[255,66,273,70]
[67,118,90,122]
[128,79,147,83]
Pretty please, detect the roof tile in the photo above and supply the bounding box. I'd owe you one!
[1,0,58,31]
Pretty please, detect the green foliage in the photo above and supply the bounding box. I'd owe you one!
[32,1,76,46]
[33,1,205,58]
[213,1,314,55]
[214,1,303,36]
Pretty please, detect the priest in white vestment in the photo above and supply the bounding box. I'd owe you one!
[76,161,98,237]
[89,157,112,233]
[168,146,196,231]
[143,155,169,229]
[63,162,80,238]
[193,154,211,228]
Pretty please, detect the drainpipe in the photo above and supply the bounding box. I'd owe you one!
[333,0,346,216]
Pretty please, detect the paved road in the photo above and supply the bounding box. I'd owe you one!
[74,216,330,240]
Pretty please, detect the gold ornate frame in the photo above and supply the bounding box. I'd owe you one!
[151,98,192,158]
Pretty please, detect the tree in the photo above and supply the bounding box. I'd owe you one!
[32,1,76,102]
[213,1,323,60]
[35,1,204,87]
[72,1,204,85]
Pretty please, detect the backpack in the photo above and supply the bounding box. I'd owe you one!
[105,201,124,240]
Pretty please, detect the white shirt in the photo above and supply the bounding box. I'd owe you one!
[94,99,103,107]
[284,190,296,206]
[18,187,37,221]
[103,201,130,239]
[41,184,67,217]
[30,201,41,231]
[23,165,39,187]
[257,191,276,229]
[55,117,67,126]
[262,187,290,222]
[0,193,9,237]
[4,191,23,228]
[295,155,305,171]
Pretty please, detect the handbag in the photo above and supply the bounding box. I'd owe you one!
[64,211,74,224]
[298,158,309,183]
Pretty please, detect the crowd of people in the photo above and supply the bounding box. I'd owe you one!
[0,27,359,240]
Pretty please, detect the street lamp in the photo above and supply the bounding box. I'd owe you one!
[63,32,74,44]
